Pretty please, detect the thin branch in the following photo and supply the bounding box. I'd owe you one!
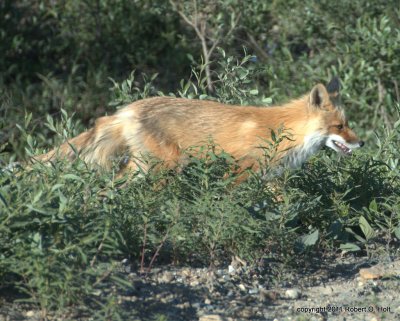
[393,79,399,102]
[208,12,241,59]
[140,221,148,273]
[170,0,241,93]
[193,0,198,28]
[245,31,269,62]
[145,230,170,276]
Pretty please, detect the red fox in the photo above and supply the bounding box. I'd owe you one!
[35,78,364,178]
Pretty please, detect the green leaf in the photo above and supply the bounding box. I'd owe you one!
[345,227,366,243]
[394,225,400,239]
[340,243,361,252]
[359,216,375,240]
[369,199,378,212]
[0,192,7,208]
[62,174,85,183]
[51,184,64,192]
[199,94,208,100]
[262,97,272,104]
[32,190,43,204]
[301,229,319,246]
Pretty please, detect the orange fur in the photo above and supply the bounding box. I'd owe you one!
[34,79,363,178]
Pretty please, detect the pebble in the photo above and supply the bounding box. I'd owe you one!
[237,307,254,318]
[181,268,192,278]
[228,265,235,274]
[284,288,301,299]
[359,267,383,280]
[249,287,259,294]
[158,271,174,283]
[238,283,246,292]
[26,311,36,317]
[176,302,190,309]
[199,315,224,321]
[190,280,200,286]
[222,274,231,281]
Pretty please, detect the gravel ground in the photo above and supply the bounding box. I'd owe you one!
[1,256,400,321]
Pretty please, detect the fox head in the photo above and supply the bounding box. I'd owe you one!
[309,78,364,156]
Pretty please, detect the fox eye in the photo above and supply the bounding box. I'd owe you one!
[336,124,344,130]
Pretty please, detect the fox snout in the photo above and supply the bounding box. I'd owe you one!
[325,132,364,156]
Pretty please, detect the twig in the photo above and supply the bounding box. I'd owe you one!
[90,239,104,268]
[393,79,399,102]
[170,0,241,93]
[246,31,269,62]
[90,220,109,267]
[93,268,113,287]
[145,230,170,276]
[377,78,392,129]
[140,221,148,273]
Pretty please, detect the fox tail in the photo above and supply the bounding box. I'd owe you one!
[33,114,128,170]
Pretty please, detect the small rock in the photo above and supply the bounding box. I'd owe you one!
[222,274,231,282]
[190,280,200,286]
[176,302,191,309]
[249,288,259,295]
[199,315,224,321]
[259,289,278,302]
[181,268,192,278]
[238,283,246,292]
[237,307,254,318]
[359,267,384,280]
[158,271,174,283]
[285,288,301,299]
[228,265,235,274]
[118,295,138,302]
[26,311,36,317]
[205,298,212,305]
[129,295,138,302]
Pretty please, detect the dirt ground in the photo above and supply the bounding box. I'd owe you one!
[1,256,400,321]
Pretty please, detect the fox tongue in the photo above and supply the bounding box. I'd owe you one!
[334,141,352,155]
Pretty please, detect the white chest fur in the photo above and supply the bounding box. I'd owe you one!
[282,132,326,169]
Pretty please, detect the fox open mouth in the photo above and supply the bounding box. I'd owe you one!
[333,140,352,155]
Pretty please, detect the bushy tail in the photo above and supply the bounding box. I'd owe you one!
[33,115,127,170]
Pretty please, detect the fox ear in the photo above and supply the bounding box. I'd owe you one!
[326,77,340,97]
[309,84,330,109]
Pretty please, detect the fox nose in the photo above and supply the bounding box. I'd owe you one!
[359,141,365,147]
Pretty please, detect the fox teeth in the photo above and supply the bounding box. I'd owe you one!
[333,141,352,155]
